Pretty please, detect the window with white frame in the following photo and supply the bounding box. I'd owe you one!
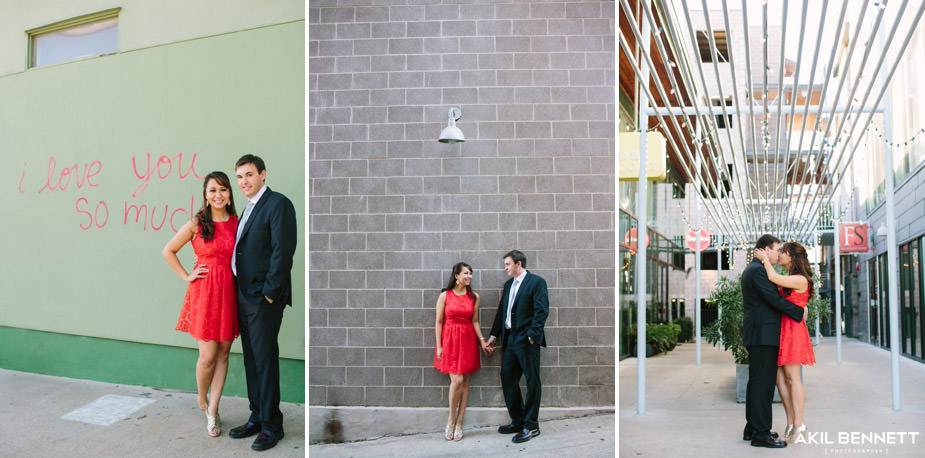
[906,23,925,169]
[27,8,120,68]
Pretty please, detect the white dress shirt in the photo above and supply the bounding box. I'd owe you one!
[232,184,268,276]
[505,270,528,329]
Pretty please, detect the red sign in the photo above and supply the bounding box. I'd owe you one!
[839,223,869,252]
[623,228,649,252]
[685,228,711,252]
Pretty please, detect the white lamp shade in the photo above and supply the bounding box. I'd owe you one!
[439,125,465,143]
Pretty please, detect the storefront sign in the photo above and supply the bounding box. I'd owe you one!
[839,223,869,252]
[622,227,650,252]
[685,228,711,252]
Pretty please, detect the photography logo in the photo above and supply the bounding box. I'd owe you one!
[795,430,920,454]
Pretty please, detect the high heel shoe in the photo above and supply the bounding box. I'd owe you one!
[784,424,794,441]
[453,424,463,441]
[206,412,221,437]
[444,423,454,441]
[791,424,807,442]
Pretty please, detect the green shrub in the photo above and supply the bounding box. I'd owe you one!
[676,316,694,343]
[704,275,748,364]
[646,322,681,354]
[806,272,831,337]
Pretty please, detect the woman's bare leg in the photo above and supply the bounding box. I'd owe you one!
[196,341,219,410]
[448,374,463,425]
[454,374,471,426]
[776,366,794,432]
[205,341,232,416]
[784,365,805,429]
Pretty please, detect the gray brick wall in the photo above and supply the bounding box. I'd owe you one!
[309,0,614,408]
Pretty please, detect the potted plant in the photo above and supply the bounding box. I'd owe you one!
[806,272,832,337]
[703,275,751,401]
[703,275,747,363]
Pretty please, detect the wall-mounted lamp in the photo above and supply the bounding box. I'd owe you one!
[438,107,465,143]
[876,224,888,237]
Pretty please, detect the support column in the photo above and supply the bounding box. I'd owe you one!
[694,132,702,366]
[883,125,902,411]
[834,194,842,365]
[634,11,651,416]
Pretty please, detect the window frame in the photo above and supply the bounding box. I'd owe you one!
[26,7,121,69]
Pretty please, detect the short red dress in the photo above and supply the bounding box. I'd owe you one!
[433,291,480,375]
[778,287,815,366]
[175,217,239,342]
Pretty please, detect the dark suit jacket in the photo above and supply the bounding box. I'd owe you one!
[741,258,804,347]
[490,271,550,347]
[234,186,297,308]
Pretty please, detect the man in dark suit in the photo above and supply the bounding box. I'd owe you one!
[485,250,549,444]
[741,234,807,448]
[227,154,297,452]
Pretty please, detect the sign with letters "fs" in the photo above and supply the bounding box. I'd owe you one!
[839,223,869,253]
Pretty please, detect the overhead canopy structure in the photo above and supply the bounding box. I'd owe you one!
[619,0,925,245]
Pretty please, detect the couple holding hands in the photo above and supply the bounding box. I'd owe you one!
[433,250,549,444]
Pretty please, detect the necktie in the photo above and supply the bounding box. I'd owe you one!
[232,200,254,275]
[505,278,520,329]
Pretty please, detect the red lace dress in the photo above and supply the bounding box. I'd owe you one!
[175,217,239,342]
[778,287,815,366]
[433,291,480,375]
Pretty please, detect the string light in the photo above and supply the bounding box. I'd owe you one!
[867,121,925,149]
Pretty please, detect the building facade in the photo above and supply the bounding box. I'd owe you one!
[309,0,615,441]
[847,14,925,361]
[0,1,305,402]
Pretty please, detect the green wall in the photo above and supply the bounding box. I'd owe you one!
[0,21,305,383]
[0,326,304,403]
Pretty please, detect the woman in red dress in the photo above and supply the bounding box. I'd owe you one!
[162,171,238,437]
[755,241,815,443]
[434,262,491,441]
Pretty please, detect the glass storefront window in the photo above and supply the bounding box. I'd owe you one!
[618,208,684,360]
[869,258,879,346]
[899,239,923,360]
[879,253,891,349]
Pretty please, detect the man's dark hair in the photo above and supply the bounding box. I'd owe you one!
[754,234,781,250]
[504,250,527,268]
[235,154,266,173]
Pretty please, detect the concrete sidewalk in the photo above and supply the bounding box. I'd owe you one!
[620,337,925,457]
[308,412,615,457]
[0,368,305,458]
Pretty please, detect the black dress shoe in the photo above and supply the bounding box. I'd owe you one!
[252,430,284,451]
[512,427,540,443]
[229,422,261,439]
[743,430,779,441]
[498,423,522,434]
[751,437,787,448]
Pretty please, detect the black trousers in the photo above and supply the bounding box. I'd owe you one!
[745,345,778,440]
[238,293,285,433]
[500,332,542,430]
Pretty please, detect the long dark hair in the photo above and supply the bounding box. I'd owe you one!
[782,241,814,297]
[443,262,475,302]
[195,171,237,241]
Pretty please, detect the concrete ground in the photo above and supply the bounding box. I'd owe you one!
[308,412,615,458]
[620,337,925,458]
[0,369,305,458]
